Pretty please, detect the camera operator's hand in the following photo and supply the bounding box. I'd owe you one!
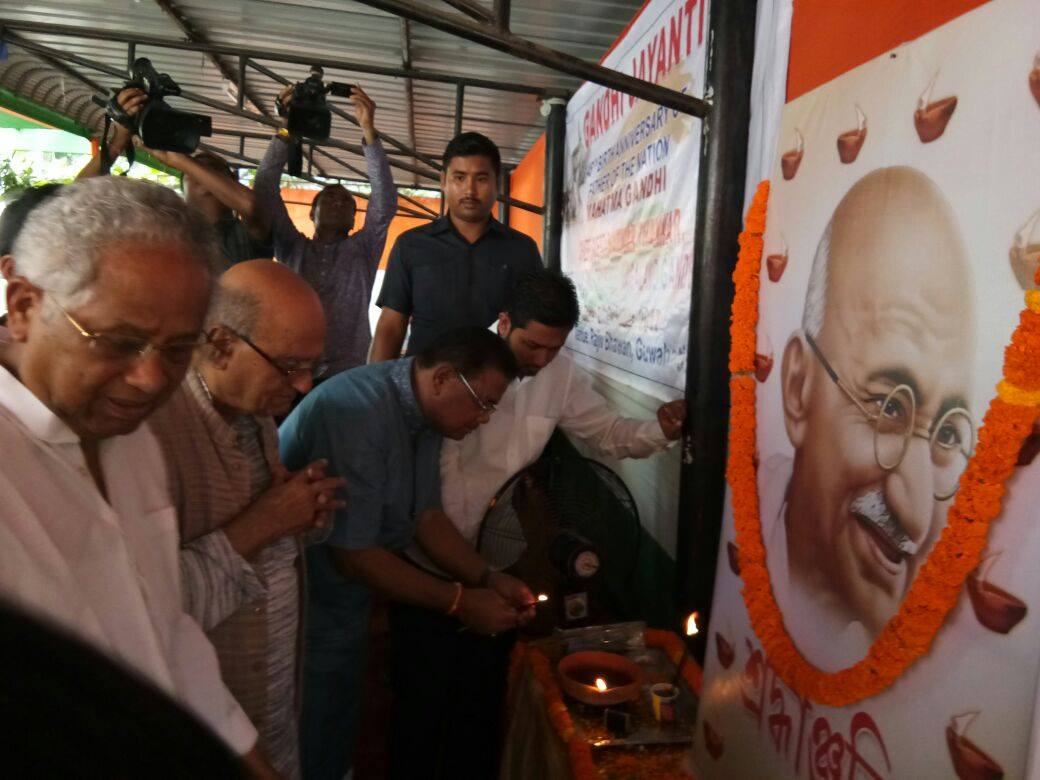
[139,144,190,170]
[109,87,148,155]
[75,87,147,180]
[275,84,295,133]
[349,85,377,145]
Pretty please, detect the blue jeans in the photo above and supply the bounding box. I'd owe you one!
[300,547,372,780]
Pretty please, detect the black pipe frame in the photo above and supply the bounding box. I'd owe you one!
[676,0,757,663]
[350,0,712,118]
[542,98,566,270]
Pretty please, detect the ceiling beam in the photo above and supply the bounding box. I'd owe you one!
[0,19,569,98]
[153,0,271,117]
[351,0,711,117]
[440,0,495,24]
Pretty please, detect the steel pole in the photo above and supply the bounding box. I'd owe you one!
[542,98,566,270]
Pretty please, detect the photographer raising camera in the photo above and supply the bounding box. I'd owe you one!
[254,82,396,379]
[78,86,271,270]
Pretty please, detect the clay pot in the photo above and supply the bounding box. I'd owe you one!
[780,129,804,180]
[967,571,1027,634]
[946,717,1003,780]
[767,240,788,283]
[1009,208,1040,291]
[754,353,774,383]
[727,542,740,576]
[715,632,735,669]
[557,651,643,706]
[704,721,724,760]
[837,105,867,163]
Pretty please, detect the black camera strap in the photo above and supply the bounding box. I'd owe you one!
[100,94,136,174]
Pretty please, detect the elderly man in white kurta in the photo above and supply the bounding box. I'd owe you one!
[0,178,274,777]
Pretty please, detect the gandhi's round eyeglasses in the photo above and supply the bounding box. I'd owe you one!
[805,332,975,500]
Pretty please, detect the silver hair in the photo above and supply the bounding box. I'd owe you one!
[205,285,260,336]
[801,221,832,339]
[12,176,221,308]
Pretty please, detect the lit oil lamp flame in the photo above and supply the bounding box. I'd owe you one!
[537,593,549,603]
[686,612,700,637]
[595,677,608,692]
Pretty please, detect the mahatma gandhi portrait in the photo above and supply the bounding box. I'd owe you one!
[762,166,977,667]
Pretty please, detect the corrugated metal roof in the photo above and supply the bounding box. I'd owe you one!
[0,0,643,190]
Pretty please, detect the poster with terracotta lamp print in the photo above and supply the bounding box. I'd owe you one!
[695,1,1040,776]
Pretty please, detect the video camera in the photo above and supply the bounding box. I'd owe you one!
[277,65,353,141]
[93,58,212,154]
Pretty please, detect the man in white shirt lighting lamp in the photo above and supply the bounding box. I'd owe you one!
[394,268,686,779]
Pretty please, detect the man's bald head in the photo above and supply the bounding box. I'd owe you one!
[803,166,972,342]
[202,260,326,417]
[210,259,325,343]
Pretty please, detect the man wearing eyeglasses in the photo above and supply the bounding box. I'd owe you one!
[278,326,535,780]
[0,178,279,777]
[767,166,976,670]
[147,260,345,778]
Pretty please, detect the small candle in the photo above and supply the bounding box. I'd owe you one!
[672,611,700,687]
[594,677,608,692]
[537,593,549,603]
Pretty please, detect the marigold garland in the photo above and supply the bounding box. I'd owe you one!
[726,180,1040,706]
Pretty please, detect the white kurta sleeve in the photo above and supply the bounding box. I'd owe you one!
[558,364,674,459]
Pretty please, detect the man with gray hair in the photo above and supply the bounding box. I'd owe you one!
[0,177,277,776]
[149,260,344,778]
[764,166,976,670]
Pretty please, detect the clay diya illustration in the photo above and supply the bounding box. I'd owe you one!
[946,712,1003,780]
[915,72,957,143]
[766,237,788,282]
[837,104,867,163]
[1030,51,1040,108]
[726,541,740,576]
[780,128,804,180]
[754,332,774,383]
[703,720,724,760]
[1016,418,1040,466]
[967,552,1027,634]
[1009,208,1040,291]
[714,631,735,669]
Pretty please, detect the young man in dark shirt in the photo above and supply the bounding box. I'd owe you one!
[369,132,543,361]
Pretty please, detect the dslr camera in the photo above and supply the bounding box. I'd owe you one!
[278,65,353,141]
[94,58,212,153]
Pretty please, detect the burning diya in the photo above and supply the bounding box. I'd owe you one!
[766,238,788,283]
[1030,51,1040,108]
[557,651,643,706]
[837,104,868,163]
[915,72,957,143]
[1009,208,1040,291]
[966,553,1027,634]
[780,128,804,180]
[946,712,1003,780]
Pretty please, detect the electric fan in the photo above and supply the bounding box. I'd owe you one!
[476,455,642,626]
